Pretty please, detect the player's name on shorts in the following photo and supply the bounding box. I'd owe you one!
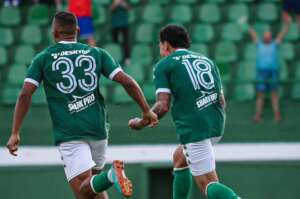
[172,54,203,61]
[196,92,218,109]
[68,93,95,113]
[51,50,90,59]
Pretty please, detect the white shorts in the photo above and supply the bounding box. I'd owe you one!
[183,136,222,176]
[58,139,108,181]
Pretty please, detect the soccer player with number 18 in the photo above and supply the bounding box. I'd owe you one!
[129,25,241,199]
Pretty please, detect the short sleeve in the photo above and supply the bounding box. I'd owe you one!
[25,53,44,87]
[153,62,171,95]
[100,49,122,80]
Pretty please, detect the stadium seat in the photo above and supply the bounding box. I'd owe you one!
[103,43,122,63]
[27,5,49,25]
[170,5,192,24]
[143,5,164,24]
[125,64,144,83]
[205,0,225,3]
[0,47,7,65]
[93,6,106,26]
[192,24,214,43]
[142,83,156,101]
[47,27,55,45]
[0,7,20,26]
[32,87,47,105]
[175,0,196,4]
[233,0,253,2]
[237,61,256,82]
[215,42,237,63]
[1,86,20,105]
[254,23,271,37]
[131,44,153,66]
[221,23,243,42]
[243,43,256,60]
[93,0,110,5]
[135,23,154,43]
[112,86,133,103]
[285,23,299,41]
[7,64,27,86]
[295,62,300,79]
[228,4,249,21]
[199,4,220,23]
[257,3,278,22]
[234,84,255,101]
[14,45,35,65]
[148,0,170,5]
[279,60,288,81]
[21,25,42,45]
[279,42,295,61]
[190,44,208,56]
[0,28,13,46]
[291,83,300,100]
[129,0,141,4]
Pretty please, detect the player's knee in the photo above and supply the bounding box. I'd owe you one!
[173,146,188,168]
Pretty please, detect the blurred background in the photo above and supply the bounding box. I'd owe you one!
[0,0,300,198]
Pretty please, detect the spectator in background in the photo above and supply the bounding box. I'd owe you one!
[111,0,130,65]
[282,0,300,26]
[69,0,96,46]
[247,18,291,123]
[4,0,20,6]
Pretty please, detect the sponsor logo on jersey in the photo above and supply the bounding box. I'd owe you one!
[68,93,95,113]
[196,92,218,110]
[51,50,90,59]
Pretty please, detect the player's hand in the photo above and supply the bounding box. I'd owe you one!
[6,133,20,156]
[142,111,159,128]
[128,117,144,130]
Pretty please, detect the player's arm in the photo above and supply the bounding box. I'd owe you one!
[248,26,258,43]
[276,18,291,43]
[128,92,171,130]
[6,83,37,156]
[113,71,158,127]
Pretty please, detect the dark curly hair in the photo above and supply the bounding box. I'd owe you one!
[159,24,191,49]
[53,11,78,36]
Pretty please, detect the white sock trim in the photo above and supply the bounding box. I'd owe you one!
[173,166,190,171]
[205,181,219,197]
[90,175,98,194]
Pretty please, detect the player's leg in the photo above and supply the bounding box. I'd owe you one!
[89,140,110,199]
[58,141,120,199]
[270,70,281,122]
[183,138,240,199]
[88,140,133,198]
[254,69,266,122]
[92,170,109,199]
[172,146,192,199]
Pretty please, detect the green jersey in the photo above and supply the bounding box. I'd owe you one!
[154,49,225,144]
[25,41,121,145]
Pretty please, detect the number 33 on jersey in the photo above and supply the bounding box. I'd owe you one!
[24,42,122,145]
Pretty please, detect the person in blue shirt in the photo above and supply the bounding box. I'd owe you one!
[248,18,291,122]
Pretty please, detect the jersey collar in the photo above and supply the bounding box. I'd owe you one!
[58,41,77,44]
[175,48,188,52]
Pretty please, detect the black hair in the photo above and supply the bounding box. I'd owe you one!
[159,24,191,49]
[53,11,78,36]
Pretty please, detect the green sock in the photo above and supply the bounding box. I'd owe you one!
[206,182,240,199]
[173,167,192,199]
[91,171,114,193]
